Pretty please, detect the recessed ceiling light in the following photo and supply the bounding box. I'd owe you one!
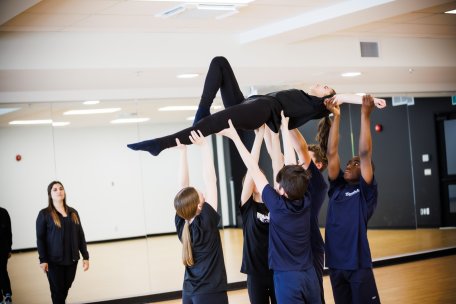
[444,9,456,14]
[110,118,150,124]
[197,4,237,11]
[83,100,100,105]
[341,72,362,77]
[159,106,198,111]
[135,0,253,3]
[159,105,222,111]
[63,108,121,115]
[9,120,52,125]
[355,93,366,96]
[177,74,199,79]
[52,122,70,127]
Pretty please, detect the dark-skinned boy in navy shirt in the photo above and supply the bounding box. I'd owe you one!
[324,95,381,304]
[218,116,321,304]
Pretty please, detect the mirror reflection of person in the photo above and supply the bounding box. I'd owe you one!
[0,207,13,304]
[324,95,381,304]
[127,56,386,156]
[174,131,228,304]
[36,181,89,304]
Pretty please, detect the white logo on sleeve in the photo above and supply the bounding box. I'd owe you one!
[256,212,270,223]
[345,189,360,197]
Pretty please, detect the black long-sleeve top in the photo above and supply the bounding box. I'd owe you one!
[36,206,89,264]
[0,207,12,254]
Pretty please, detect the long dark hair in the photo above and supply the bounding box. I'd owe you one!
[47,181,79,228]
[316,116,332,157]
[315,90,336,157]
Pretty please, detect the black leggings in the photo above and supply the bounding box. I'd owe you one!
[247,274,277,304]
[182,290,228,304]
[128,57,281,156]
[199,56,245,109]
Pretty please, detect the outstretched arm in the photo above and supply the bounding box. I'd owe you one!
[333,94,386,109]
[288,128,312,170]
[265,126,284,189]
[240,125,265,205]
[325,100,341,181]
[176,139,189,190]
[359,95,375,184]
[190,130,218,211]
[218,120,269,194]
[280,111,297,166]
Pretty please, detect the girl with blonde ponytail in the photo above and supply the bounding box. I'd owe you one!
[174,130,228,304]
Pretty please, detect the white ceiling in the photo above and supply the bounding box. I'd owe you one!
[0,0,456,125]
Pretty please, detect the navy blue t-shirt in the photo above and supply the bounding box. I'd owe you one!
[325,170,378,270]
[239,197,272,276]
[175,203,228,295]
[261,184,312,272]
[307,161,328,255]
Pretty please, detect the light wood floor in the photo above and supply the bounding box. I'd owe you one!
[156,255,456,304]
[8,228,456,304]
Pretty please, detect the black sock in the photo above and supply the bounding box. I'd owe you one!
[127,139,162,156]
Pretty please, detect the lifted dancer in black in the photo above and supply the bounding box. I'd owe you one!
[128,56,386,156]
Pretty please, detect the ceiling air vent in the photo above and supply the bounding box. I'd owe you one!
[360,41,379,58]
[155,5,187,18]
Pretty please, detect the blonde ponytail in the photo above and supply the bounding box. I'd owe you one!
[181,220,194,267]
[174,187,199,267]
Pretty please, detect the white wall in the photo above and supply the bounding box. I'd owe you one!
[0,125,55,249]
[0,120,212,250]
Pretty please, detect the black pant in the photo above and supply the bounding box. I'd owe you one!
[0,252,11,297]
[127,57,281,156]
[199,56,245,109]
[47,262,78,304]
[247,274,277,304]
[313,250,326,304]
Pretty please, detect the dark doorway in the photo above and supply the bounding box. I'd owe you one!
[436,111,456,227]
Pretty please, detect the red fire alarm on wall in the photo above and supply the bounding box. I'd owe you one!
[16,154,22,161]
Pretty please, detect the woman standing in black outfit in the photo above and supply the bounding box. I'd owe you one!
[127,56,386,156]
[36,181,89,304]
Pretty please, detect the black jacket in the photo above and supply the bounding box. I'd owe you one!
[36,206,89,264]
[0,207,12,254]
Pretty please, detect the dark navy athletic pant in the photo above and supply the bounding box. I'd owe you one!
[329,268,381,304]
